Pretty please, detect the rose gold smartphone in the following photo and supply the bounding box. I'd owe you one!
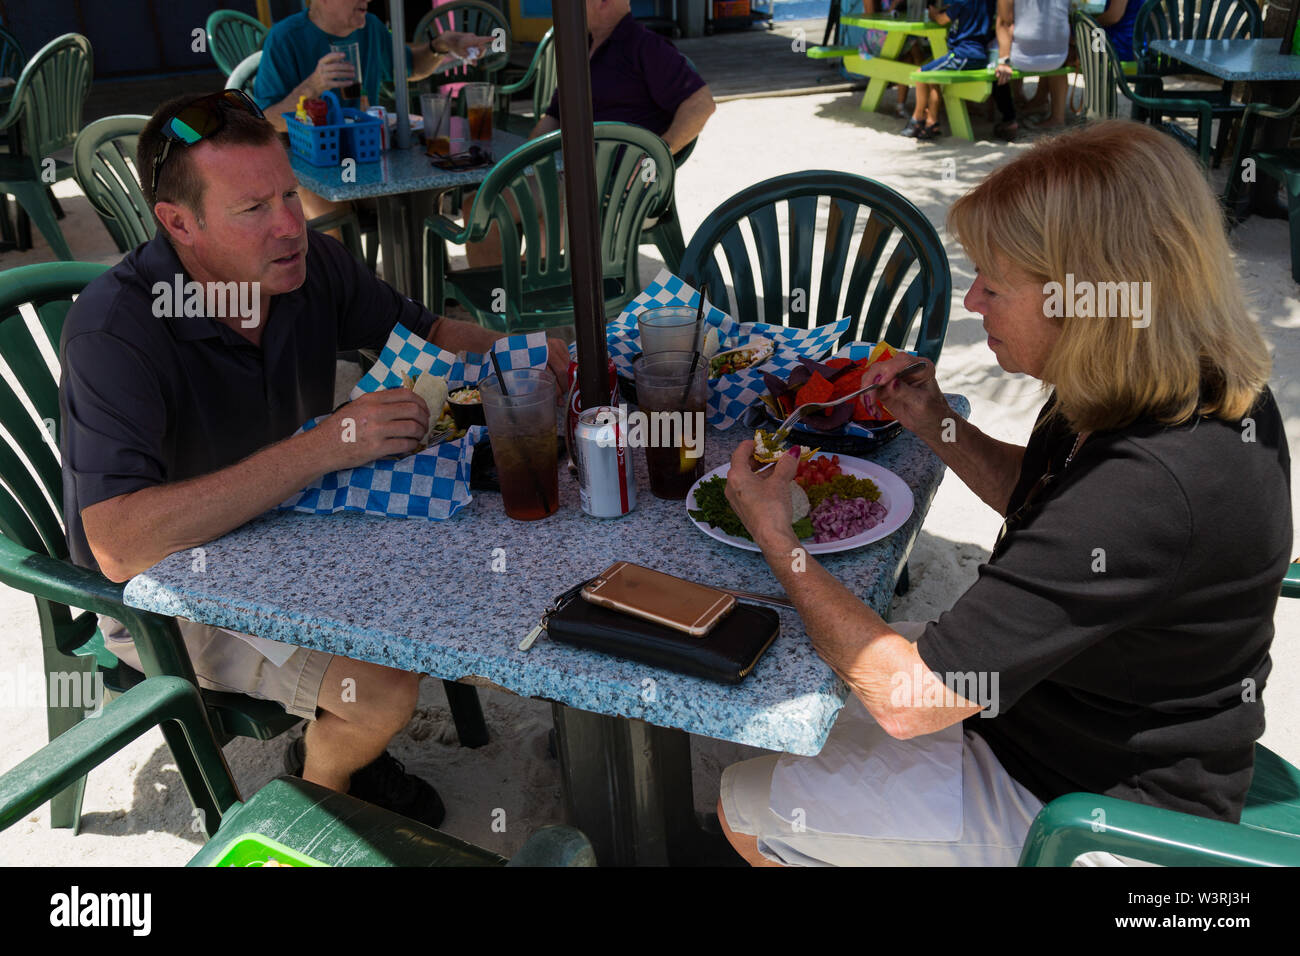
[580,561,737,637]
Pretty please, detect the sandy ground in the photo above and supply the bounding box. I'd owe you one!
[1,78,1298,866]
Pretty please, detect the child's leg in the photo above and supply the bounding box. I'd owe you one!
[925,85,942,127]
[912,81,929,121]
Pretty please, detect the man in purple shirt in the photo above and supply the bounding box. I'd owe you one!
[530,0,716,156]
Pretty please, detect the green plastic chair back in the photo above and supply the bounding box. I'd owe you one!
[1073,14,1126,120]
[73,115,155,254]
[226,49,263,99]
[531,29,558,122]
[424,123,676,332]
[0,33,92,172]
[0,24,22,83]
[1134,0,1261,81]
[206,9,269,77]
[0,34,93,259]
[412,0,511,86]
[498,28,556,129]
[678,171,952,360]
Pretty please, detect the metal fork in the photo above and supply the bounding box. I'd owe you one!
[772,360,928,443]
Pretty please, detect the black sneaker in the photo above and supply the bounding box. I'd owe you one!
[346,751,447,830]
[284,735,306,777]
[900,117,925,138]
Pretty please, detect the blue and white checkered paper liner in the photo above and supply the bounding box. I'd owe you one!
[772,341,915,439]
[279,327,550,520]
[602,269,852,430]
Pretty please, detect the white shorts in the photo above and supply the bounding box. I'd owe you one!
[720,621,1147,866]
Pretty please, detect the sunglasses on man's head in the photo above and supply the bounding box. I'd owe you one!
[150,90,265,200]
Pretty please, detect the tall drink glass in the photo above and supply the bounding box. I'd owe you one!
[480,369,559,520]
[330,42,364,106]
[464,82,495,149]
[421,91,453,155]
[635,351,707,500]
[637,306,699,357]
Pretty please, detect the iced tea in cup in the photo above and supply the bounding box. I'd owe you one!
[464,82,494,149]
[421,91,452,155]
[637,307,699,357]
[635,351,707,500]
[330,41,364,106]
[480,369,559,520]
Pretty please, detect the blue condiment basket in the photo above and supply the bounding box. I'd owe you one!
[283,91,383,167]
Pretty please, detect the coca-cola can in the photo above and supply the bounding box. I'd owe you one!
[574,406,636,517]
[565,357,619,467]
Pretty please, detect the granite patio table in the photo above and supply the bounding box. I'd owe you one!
[123,394,970,865]
[1150,39,1300,218]
[291,128,526,299]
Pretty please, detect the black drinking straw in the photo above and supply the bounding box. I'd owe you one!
[490,350,552,513]
[681,282,708,404]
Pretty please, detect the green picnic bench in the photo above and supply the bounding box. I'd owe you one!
[810,14,1137,141]
[906,65,1076,140]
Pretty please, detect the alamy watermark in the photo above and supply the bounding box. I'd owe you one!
[591,404,706,459]
[152,275,261,329]
[890,665,1001,717]
[0,666,104,717]
[1043,274,1151,328]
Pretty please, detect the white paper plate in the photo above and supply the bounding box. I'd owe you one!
[685,454,914,555]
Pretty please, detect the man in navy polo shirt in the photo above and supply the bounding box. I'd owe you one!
[530,0,716,156]
[58,92,570,828]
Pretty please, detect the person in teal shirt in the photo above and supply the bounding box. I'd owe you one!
[256,0,491,220]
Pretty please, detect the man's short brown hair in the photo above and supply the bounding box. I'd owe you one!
[138,92,281,223]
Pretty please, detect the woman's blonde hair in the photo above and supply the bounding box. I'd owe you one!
[948,120,1270,432]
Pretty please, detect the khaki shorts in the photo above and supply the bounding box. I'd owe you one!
[100,615,332,721]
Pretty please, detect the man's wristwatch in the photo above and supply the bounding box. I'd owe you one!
[999,56,1012,66]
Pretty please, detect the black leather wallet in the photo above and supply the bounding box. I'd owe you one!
[543,579,780,684]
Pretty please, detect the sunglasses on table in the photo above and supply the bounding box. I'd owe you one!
[150,90,265,200]
[430,145,493,170]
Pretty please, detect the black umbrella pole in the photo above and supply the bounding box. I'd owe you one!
[553,0,611,409]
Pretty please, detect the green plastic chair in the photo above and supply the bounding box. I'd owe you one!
[1072,13,1220,166]
[1129,0,1257,159]
[0,261,306,835]
[497,28,555,135]
[1224,94,1300,283]
[422,123,676,333]
[0,676,596,866]
[206,9,269,78]
[1019,744,1300,865]
[678,171,952,359]
[0,34,93,261]
[382,0,512,108]
[0,23,21,83]
[0,24,24,249]
[225,49,262,100]
[72,115,154,253]
[1133,0,1261,96]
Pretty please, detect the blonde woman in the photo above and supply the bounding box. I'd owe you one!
[716,120,1290,866]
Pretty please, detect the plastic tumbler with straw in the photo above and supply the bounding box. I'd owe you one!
[637,307,700,357]
[480,366,559,520]
[635,351,707,500]
[421,91,453,155]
